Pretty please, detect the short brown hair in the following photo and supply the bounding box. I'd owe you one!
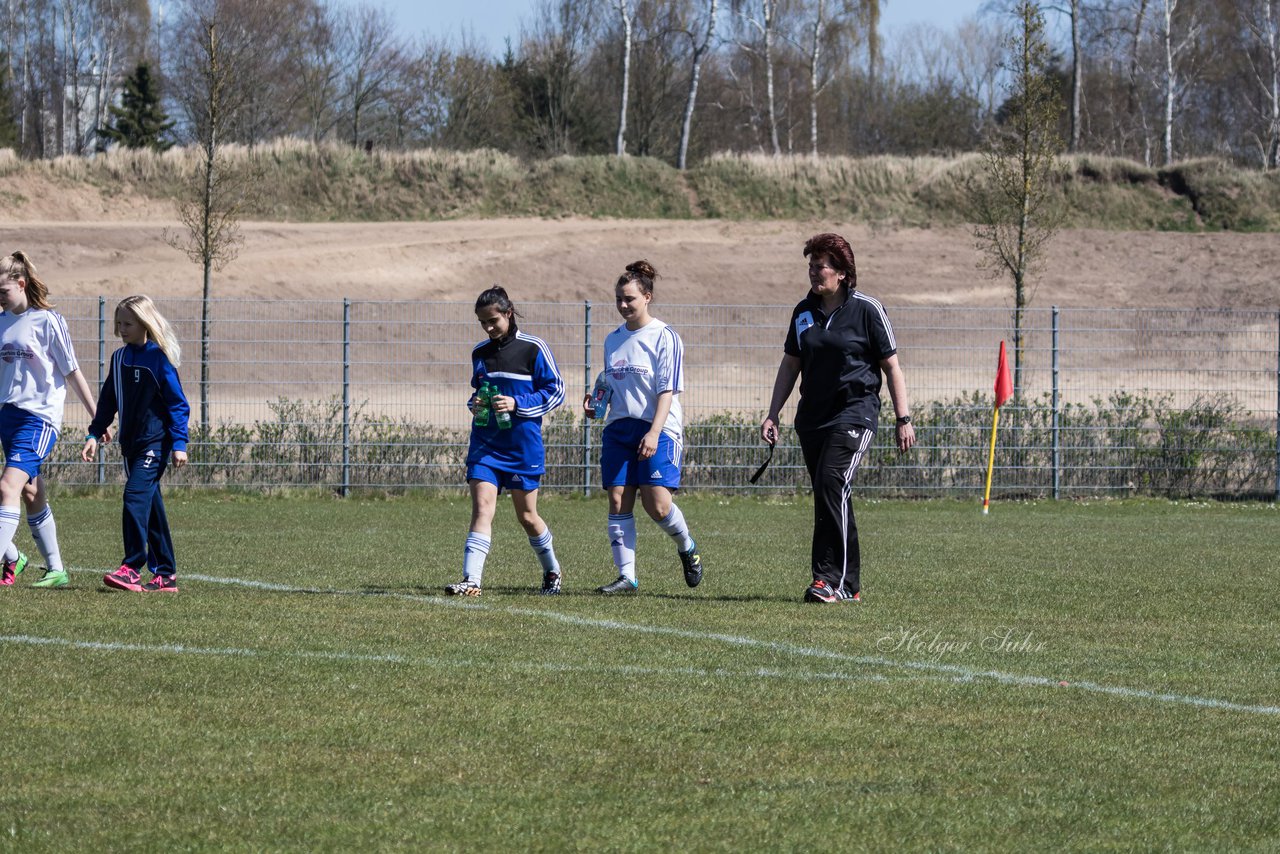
[803,233,857,290]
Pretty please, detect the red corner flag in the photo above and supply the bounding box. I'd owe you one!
[994,340,1013,408]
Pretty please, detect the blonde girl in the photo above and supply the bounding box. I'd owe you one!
[0,251,102,589]
[83,295,190,593]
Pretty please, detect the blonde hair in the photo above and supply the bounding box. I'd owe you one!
[117,295,181,367]
[0,250,54,309]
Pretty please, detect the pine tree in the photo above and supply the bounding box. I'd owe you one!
[102,63,175,151]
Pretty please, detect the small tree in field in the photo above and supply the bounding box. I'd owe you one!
[969,0,1064,398]
[101,63,175,151]
[166,21,253,432]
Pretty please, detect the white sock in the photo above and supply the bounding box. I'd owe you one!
[657,504,695,553]
[3,541,17,563]
[0,507,19,569]
[608,513,637,583]
[28,506,62,572]
[463,532,491,584]
[528,527,560,575]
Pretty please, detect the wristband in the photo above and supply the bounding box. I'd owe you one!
[85,433,98,443]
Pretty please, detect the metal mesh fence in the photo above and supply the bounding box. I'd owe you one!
[47,298,1280,499]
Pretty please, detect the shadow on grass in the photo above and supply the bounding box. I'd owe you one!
[370,583,785,604]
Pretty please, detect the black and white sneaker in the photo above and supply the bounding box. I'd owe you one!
[803,580,858,603]
[597,576,638,595]
[444,580,482,597]
[541,570,561,595]
[678,541,703,588]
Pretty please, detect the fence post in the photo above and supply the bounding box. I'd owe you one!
[342,299,351,498]
[582,300,592,497]
[1052,306,1060,500]
[1274,311,1279,502]
[97,297,105,485]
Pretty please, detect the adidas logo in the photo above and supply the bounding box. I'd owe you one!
[650,470,663,479]
[8,453,20,462]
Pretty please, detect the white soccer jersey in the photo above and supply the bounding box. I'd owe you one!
[602,318,685,440]
[0,308,80,430]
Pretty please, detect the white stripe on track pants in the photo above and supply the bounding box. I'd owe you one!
[798,425,875,596]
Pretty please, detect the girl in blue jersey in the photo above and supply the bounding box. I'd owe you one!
[445,286,566,597]
[0,251,103,589]
[83,296,190,593]
[581,260,704,595]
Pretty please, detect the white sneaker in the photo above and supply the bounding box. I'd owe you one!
[444,580,482,597]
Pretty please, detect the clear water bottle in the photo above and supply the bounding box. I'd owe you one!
[493,383,512,430]
[472,382,491,427]
[590,371,611,419]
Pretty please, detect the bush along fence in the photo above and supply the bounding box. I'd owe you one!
[43,389,1278,501]
[49,299,1280,500]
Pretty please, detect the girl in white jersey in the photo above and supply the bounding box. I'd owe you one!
[581,260,705,595]
[0,251,102,589]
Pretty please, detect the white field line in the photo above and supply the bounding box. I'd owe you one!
[43,569,1280,717]
[0,634,951,689]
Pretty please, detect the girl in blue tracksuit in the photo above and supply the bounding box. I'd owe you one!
[445,286,565,597]
[82,296,190,593]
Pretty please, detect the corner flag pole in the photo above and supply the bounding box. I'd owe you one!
[982,340,1014,515]
[982,405,1001,515]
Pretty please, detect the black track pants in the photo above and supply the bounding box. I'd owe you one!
[798,426,875,595]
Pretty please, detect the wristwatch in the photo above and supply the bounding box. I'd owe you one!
[895,415,912,426]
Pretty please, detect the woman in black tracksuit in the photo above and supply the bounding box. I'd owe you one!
[761,233,915,604]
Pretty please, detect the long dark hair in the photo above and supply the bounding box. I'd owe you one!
[475,285,520,334]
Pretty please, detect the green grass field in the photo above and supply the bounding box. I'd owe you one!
[2,493,1278,851]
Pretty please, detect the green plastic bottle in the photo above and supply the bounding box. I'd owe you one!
[472,382,491,427]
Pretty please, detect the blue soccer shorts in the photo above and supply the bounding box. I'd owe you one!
[0,404,57,481]
[600,417,683,490]
[467,462,542,493]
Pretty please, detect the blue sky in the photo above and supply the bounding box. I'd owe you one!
[366,0,988,52]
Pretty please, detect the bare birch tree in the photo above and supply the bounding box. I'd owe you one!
[1066,0,1083,151]
[677,0,717,169]
[733,0,783,154]
[59,0,89,154]
[1238,0,1280,168]
[1156,0,1200,164]
[612,0,633,155]
[801,0,871,156]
